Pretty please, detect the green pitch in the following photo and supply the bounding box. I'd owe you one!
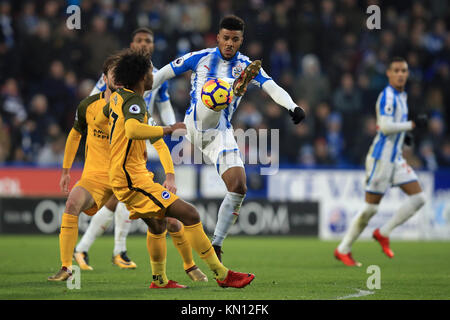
[0,235,449,300]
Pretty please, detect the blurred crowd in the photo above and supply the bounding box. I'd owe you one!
[0,0,449,170]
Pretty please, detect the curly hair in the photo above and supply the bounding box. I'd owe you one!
[113,49,152,89]
[219,15,245,32]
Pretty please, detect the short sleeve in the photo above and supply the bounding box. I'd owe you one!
[122,95,147,123]
[73,94,100,135]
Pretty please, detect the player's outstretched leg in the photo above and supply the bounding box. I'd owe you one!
[334,202,379,267]
[166,217,208,282]
[49,187,94,281]
[212,166,246,262]
[166,199,255,288]
[112,202,137,269]
[74,197,117,270]
[233,60,261,96]
[142,217,187,289]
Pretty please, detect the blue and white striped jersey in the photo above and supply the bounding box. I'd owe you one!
[368,85,409,163]
[91,64,170,117]
[169,47,272,129]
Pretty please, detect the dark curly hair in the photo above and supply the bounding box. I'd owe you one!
[113,49,152,89]
[219,15,245,32]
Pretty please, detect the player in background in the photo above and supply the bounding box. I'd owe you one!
[96,49,254,288]
[74,28,207,281]
[48,55,121,281]
[151,15,305,261]
[334,57,428,266]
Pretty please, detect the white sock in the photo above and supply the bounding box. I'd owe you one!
[380,192,426,237]
[337,203,379,254]
[76,206,114,253]
[212,192,245,247]
[113,202,131,256]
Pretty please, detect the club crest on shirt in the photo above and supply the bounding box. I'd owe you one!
[129,104,141,114]
[232,64,244,78]
[161,191,170,200]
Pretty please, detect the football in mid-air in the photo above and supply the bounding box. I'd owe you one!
[201,78,233,111]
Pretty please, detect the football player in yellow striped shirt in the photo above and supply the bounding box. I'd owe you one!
[48,54,206,282]
[96,49,254,288]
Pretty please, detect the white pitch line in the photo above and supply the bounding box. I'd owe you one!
[336,289,375,300]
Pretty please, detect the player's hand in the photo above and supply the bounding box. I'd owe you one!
[162,173,177,194]
[404,132,414,147]
[60,169,71,194]
[289,106,306,125]
[413,114,428,129]
[166,122,187,136]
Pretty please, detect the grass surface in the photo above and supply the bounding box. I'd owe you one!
[0,235,449,300]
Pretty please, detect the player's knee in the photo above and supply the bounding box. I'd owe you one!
[166,217,181,232]
[65,197,82,215]
[228,180,247,195]
[148,218,167,235]
[183,203,200,226]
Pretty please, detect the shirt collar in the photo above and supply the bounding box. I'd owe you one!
[215,47,239,62]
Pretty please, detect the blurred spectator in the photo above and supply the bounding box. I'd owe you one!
[325,112,345,164]
[82,15,120,78]
[235,101,263,129]
[350,115,377,165]
[269,39,291,83]
[295,54,330,107]
[314,137,335,166]
[0,78,27,126]
[437,138,450,167]
[0,114,10,162]
[36,125,66,165]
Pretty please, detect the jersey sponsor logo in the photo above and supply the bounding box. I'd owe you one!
[174,57,184,67]
[161,190,170,200]
[129,104,141,114]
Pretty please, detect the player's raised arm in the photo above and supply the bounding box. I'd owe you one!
[261,78,306,124]
[151,64,176,90]
[122,96,185,140]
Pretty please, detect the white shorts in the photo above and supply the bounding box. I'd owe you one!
[184,113,244,177]
[365,156,418,194]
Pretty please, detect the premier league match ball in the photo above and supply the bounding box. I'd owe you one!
[201,78,233,111]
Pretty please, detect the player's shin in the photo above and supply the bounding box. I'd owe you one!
[212,192,245,247]
[59,213,79,268]
[379,192,425,237]
[168,223,196,270]
[146,230,169,286]
[113,202,131,256]
[337,203,378,254]
[183,222,229,280]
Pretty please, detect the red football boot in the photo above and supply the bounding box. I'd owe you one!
[216,270,255,288]
[149,280,188,289]
[373,229,394,258]
[334,248,362,267]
